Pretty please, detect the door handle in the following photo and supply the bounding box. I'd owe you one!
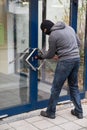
[25,48,37,71]
[25,48,45,71]
[37,59,46,70]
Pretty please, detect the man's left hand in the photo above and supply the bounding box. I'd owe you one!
[53,55,59,60]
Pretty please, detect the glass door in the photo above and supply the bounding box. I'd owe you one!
[0,0,30,116]
[37,0,85,102]
[38,0,70,101]
[77,0,86,92]
[0,0,86,117]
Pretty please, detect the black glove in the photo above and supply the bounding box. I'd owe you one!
[35,55,43,60]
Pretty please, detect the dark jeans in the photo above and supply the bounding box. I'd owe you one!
[46,58,83,115]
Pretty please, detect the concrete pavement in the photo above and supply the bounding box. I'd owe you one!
[0,99,87,130]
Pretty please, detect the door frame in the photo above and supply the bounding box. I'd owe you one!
[0,0,86,117]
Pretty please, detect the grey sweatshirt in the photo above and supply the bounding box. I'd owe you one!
[42,21,80,61]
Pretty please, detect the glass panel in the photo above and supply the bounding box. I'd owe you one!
[0,0,29,109]
[38,0,70,101]
[77,0,86,91]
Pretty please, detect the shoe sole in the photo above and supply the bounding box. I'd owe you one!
[40,111,55,119]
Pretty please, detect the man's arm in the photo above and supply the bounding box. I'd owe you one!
[41,35,57,59]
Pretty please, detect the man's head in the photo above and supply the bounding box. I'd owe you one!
[40,20,54,35]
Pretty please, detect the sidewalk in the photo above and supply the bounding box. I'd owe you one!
[0,99,87,130]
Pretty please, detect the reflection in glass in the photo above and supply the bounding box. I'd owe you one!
[38,0,70,101]
[0,0,29,109]
[77,0,86,91]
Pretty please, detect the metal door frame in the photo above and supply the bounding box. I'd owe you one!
[0,0,86,117]
[0,0,39,117]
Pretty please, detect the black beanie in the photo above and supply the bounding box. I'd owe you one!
[40,20,54,35]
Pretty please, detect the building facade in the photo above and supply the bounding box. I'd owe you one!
[0,0,87,117]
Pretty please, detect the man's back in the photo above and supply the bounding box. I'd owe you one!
[49,22,80,61]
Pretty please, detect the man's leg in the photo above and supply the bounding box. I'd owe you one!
[68,59,83,118]
[40,60,72,118]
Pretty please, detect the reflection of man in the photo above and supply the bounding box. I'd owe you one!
[36,20,83,119]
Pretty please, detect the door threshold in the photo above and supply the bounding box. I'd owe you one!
[0,114,8,120]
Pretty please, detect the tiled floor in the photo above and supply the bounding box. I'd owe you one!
[0,99,87,130]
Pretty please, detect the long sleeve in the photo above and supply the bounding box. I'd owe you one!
[41,35,56,59]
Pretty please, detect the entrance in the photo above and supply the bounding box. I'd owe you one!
[0,0,86,117]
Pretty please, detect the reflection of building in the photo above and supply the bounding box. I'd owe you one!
[8,0,29,14]
[0,1,29,74]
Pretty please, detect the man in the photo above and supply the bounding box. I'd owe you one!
[36,20,83,119]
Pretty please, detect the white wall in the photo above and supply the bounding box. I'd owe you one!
[16,14,29,53]
[7,13,15,74]
[7,2,29,74]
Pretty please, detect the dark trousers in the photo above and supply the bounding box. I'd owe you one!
[46,58,83,114]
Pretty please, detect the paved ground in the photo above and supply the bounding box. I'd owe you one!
[0,99,87,130]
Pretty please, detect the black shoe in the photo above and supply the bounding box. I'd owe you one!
[71,109,83,119]
[40,111,55,119]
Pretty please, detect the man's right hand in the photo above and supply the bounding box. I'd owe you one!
[35,55,43,60]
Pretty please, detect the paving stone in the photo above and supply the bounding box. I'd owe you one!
[25,115,43,123]
[0,124,11,130]
[33,120,54,129]
[47,116,68,125]
[74,118,87,127]
[15,124,38,130]
[6,128,15,130]
[60,110,78,121]
[8,120,29,129]
[59,121,82,130]
[79,128,87,130]
[44,126,64,130]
